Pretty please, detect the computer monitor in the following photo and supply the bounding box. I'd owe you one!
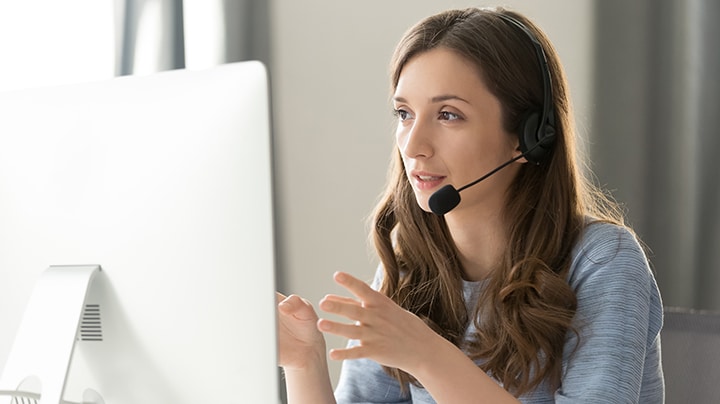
[0,61,279,403]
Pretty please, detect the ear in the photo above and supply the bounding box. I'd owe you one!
[514,150,529,164]
[512,138,529,164]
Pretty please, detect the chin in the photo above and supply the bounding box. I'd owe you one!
[414,194,432,213]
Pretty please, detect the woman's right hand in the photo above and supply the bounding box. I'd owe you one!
[276,292,327,370]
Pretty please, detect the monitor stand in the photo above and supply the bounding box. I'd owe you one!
[0,265,104,404]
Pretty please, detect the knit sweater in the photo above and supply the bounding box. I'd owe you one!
[334,222,664,403]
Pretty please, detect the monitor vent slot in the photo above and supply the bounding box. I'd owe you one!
[9,394,39,404]
[80,304,103,342]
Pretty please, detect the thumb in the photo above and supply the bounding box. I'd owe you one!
[278,294,318,321]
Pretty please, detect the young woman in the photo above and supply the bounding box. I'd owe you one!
[277,7,664,403]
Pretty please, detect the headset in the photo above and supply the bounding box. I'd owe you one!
[428,12,558,215]
[496,13,556,165]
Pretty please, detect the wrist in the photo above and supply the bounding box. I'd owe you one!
[282,341,328,373]
[409,335,519,404]
[409,331,457,380]
[283,343,335,404]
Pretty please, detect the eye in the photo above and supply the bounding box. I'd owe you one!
[393,108,413,121]
[439,111,461,121]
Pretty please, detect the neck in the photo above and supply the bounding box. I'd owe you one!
[444,204,508,282]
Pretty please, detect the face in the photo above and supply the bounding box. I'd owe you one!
[393,47,523,215]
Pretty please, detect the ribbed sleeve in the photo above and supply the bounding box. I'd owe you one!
[554,223,664,403]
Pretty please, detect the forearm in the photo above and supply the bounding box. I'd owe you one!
[283,350,336,404]
[411,334,519,404]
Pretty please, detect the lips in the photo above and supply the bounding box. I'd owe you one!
[411,171,446,190]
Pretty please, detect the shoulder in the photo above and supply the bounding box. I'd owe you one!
[572,220,644,261]
[567,219,663,336]
[568,220,651,287]
[557,221,664,400]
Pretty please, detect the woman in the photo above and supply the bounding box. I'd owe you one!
[277,7,664,403]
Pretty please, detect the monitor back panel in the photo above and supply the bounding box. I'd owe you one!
[0,62,279,404]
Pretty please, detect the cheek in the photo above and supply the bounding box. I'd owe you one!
[395,127,409,156]
[399,153,413,181]
[447,141,481,169]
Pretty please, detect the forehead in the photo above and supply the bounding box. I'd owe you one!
[394,47,491,100]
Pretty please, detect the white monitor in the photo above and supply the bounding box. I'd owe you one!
[0,61,279,403]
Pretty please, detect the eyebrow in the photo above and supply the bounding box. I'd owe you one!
[393,94,471,104]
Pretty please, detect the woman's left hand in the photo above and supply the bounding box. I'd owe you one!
[317,271,441,373]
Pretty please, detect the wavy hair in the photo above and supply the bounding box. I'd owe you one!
[371,7,625,396]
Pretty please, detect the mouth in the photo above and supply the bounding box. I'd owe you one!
[417,174,444,182]
[411,171,446,190]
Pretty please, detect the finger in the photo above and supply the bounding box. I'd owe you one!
[333,271,378,303]
[328,344,367,361]
[277,293,302,311]
[317,318,363,340]
[320,294,361,307]
[318,295,365,321]
[278,294,317,321]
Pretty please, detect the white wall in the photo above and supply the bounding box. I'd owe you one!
[269,0,595,386]
[0,1,114,92]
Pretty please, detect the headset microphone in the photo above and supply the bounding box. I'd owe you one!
[428,150,529,216]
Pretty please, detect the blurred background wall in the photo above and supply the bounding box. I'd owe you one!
[1,0,718,392]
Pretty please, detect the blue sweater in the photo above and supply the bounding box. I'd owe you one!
[334,222,664,403]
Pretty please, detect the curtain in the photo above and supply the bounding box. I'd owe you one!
[115,0,269,74]
[115,0,185,75]
[593,0,720,310]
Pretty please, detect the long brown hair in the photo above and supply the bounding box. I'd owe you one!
[371,7,625,396]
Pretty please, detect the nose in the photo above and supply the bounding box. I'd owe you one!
[398,118,433,159]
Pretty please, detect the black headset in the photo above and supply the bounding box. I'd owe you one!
[496,13,556,165]
[428,13,558,214]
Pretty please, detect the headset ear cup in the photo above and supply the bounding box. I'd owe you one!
[519,111,554,165]
[519,111,540,164]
